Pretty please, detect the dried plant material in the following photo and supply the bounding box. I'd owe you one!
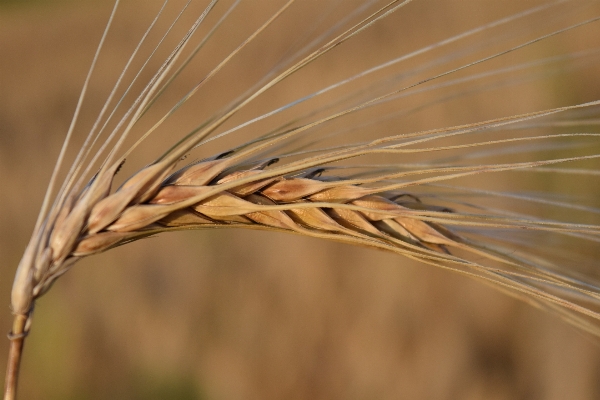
[309,185,373,202]
[73,231,140,257]
[262,178,327,201]
[327,208,383,236]
[4,1,600,399]
[168,159,231,186]
[157,209,214,227]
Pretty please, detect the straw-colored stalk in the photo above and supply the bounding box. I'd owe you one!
[4,1,600,398]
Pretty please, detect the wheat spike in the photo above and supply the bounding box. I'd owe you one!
[4,0,600,398]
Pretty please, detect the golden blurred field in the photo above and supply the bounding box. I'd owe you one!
[1,1,600,399]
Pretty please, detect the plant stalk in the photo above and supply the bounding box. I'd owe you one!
[4,314,28,400]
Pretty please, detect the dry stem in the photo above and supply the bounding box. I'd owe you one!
[4,313,28,400]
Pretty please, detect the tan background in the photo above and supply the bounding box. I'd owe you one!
[1,1,600,399]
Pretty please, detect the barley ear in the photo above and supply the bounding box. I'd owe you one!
[4,1,600,398]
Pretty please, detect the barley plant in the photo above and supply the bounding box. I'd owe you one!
[2,0,600,398]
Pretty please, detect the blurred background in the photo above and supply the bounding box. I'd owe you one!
[1,0,600,399]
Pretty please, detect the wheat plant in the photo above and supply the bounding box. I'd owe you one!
[3,0,600,398]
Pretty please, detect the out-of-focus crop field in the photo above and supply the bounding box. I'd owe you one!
[1,1,600,399]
